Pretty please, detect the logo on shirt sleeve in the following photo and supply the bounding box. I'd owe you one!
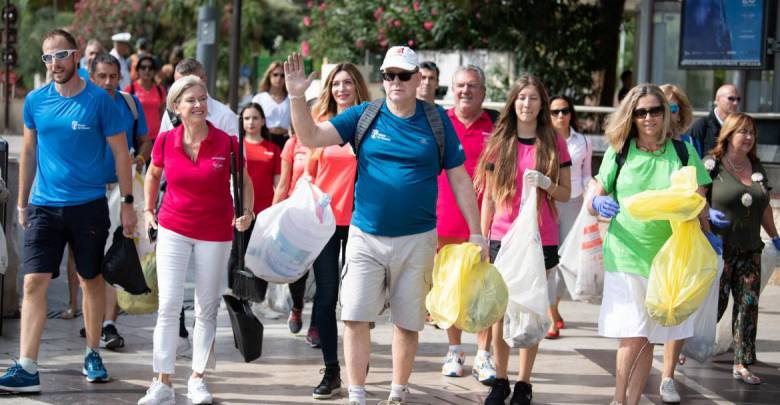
[71,121,90,130]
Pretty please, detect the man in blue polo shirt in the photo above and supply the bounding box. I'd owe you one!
[0,29,137,393]
[284,48,487,405]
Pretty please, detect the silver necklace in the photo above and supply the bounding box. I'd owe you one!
[725,154,748,173]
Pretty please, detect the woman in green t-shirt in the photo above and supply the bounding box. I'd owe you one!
[588,84,717,405]
[703,113,780,385]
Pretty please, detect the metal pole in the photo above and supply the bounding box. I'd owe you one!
[228,0,241,112]
[196,5,218,95]
[637,0,654,84]
[3,0,9,132]
[773,3,780,112]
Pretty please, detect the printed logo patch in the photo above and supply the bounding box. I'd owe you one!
[212,156,225,170]
[370,129,391,142]
[71,121,90,130]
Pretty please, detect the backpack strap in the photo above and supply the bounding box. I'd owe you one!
[671,138,689,166]
[119,91,138,140]
[612,137,690,195]
[354,99,384,157]
[421,100,445,172]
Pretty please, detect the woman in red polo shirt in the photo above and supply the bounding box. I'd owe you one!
[305,63,369,399]
[139,76,254,405]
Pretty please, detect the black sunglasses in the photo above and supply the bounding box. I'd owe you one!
[633,106,664,119]
[550,108,572,116]
[138,64,155,71]
[727,96,741,102]
[382,71,415,82]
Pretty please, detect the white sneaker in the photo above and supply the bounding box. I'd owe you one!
[472,352,497,385]
[441,350,465,377]
[187,377,213,404]
[659,377,681,403]
[176,336,192,357]
[252,301,282,320]
[137,378,175,405]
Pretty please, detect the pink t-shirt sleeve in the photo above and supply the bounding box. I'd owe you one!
[273,144,282,175]
[280,137,295,163]
[151,130,169,167]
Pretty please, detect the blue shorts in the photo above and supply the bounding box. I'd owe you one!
[23,198,110,280]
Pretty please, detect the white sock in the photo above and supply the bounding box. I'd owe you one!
[476,350,490,359]
[389,384,409,401]
[18,357,37,374]
[448,344,463,354]
[102,320,114,328]
[85,347,98,357]
[348,385,366,405]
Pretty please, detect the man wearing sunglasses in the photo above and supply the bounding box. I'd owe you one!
[0,29,137,393]
[689,83,740,157]
[284,46,485,405]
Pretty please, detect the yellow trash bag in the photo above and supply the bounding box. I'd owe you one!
[117,251,159,315]
[425,243,508,332]
[624,167,718,326]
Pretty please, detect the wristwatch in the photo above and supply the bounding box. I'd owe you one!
[121,194,134,204]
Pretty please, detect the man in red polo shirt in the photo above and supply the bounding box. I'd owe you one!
[436,65,497,385]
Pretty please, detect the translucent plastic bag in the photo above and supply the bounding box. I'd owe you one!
[494,179,549,347]
[117,251,159,315]
[624,167,718,326]
[558,185,604,302]
[426,243,508,333]
[682,258,723,362]
[106,174,146,253]
[246,178,336,283]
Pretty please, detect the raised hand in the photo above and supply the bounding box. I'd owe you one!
[283,52,316,99]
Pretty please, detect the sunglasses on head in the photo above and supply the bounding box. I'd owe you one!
[550,108,571,116]
[669,103,680,114]
[633,106,664,119]
[41,49,77,64]
[727,96,741,102]
[382,71,415,82]
[138,64,155,71]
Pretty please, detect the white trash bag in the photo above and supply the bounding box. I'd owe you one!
[715,243,778,355]
[246,178,336,283]
[558,184,604,303]
[682,257,723,362]
[494,176,550,348]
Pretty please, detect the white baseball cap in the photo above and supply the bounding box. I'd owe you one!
[380,46,419,72]
[111,32,132,43]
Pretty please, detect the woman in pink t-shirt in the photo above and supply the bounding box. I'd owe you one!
[140,76,254,404]
[304,63,369,399]
[474,75,572,404]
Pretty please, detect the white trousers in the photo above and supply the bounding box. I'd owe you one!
[153,226,231,374]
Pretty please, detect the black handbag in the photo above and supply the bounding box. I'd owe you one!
[102,226,149,295]
[223,294,264,362]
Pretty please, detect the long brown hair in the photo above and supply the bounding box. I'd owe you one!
[604,84,671,152]
[311,63,370,121]
[709,112,758,161]
[474,74,560,213]
[258,61,286,95]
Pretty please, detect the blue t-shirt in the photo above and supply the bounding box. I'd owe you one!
[103,92,148,183]
[23,80,124,206]
[330,100,465,236]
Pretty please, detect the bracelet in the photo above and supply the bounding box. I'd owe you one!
[289,94,305,100]
[143,208,156,214]
[17,206,27,212]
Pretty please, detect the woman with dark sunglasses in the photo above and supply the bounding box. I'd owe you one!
[252,62,291,149]
[547,95,591,340]
[125,55,166,143]
[588,84,716,405]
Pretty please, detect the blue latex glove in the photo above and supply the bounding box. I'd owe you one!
[772,237,780,251]
[704,231,723,255]
[592,195,620,218]
[708,208,730,229]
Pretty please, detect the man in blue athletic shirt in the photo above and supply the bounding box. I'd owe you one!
[0,29,137,393]
[284,47,487,405]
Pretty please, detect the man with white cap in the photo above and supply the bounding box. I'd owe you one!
[284,47,487,405]
[110,32,132,90]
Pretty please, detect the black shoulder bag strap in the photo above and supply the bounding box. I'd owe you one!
[421,100,445,172]
[612,137,689,195]
[353,99,384,157]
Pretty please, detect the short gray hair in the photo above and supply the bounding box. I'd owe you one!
[175,57,205,77]
[453,65,486,90]
[167,75,207,111]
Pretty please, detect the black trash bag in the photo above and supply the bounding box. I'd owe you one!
[223,294,264,362]
[102,226,149,295]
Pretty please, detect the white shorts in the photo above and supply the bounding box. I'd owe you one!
[339,226,437,331]
[598,271,696,343]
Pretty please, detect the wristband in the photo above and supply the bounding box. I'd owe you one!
[143,208,156,214]
[289,94,305,100]
[17,206,27,212]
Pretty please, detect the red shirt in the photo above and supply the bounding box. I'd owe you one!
[280,136,310,195]
[152,122,238,242]
[245,138,282,214]
[436,109,493,238]
[125,81,166,139]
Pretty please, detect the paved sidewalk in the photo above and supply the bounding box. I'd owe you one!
[1,279,779,405]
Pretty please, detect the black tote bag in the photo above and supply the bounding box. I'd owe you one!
[102,226,149,295]
[222,294,264,362]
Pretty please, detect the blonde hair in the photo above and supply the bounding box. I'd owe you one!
[710,112,758,161]
[604,84,671,152]
[474,74,560,213]
[660,83,693,136]
[258,61,286,95]
[167,75,207,111]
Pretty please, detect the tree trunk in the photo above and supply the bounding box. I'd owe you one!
[597,0,626,107]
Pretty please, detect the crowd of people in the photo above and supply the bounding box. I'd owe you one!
[0,27,777,405]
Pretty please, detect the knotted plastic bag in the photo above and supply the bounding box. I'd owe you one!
[624,167,718,326]
[559,183,604,302]
[117,251,159,314]
[426,243,508,332]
